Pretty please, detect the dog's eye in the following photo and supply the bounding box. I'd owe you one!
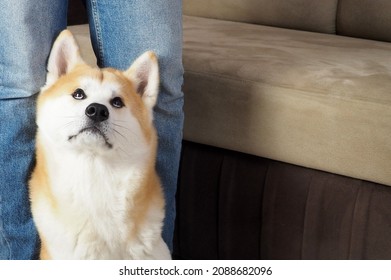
[72,88,86,100]
[111,97,124,108]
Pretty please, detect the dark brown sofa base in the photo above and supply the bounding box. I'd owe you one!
[173,141,391,260]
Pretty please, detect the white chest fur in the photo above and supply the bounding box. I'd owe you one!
[33,149,168,259]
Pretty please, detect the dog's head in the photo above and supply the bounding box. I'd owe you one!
[37,30,159,159]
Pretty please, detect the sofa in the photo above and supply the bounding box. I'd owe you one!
[68,0,391,259]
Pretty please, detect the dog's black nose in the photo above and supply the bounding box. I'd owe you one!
[85,103,109,122]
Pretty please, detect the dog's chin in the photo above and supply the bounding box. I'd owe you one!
[68,127,113,150]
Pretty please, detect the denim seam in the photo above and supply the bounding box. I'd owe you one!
[0,62,3,92]
[90,0,105,66]
[0,195,12,259]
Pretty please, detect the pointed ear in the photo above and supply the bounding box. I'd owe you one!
[123,51,159,110]
[45,30,84,86]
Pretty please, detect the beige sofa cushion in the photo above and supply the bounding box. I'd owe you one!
[184,0,338,34]
[182,16,391,186]
[68,25,97,66]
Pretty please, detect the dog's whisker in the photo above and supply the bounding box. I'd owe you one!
[111,119,129,123]
[60,116,79,119]
[112,128,128,141]
[51,115,79,119]
[117,146,132,158]
[112,123,132,132]
[58,120,78,130]
[112,124,141,139]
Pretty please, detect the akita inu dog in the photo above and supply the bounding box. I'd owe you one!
[29,30,170,259]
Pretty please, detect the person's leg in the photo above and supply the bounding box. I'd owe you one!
[0,0,67,259]
[85,0,184,251]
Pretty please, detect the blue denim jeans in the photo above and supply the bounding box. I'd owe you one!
[0,0,183,259]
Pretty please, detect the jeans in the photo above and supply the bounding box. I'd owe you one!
[0,0,183,259]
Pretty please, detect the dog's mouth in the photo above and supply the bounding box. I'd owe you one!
[68,126,113,149]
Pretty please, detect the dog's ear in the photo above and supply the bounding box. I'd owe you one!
[124,51,159,110]
[45,30,84,87]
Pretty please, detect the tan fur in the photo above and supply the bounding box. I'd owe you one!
[29,30,169,259]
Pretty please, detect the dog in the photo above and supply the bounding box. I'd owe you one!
[29,30,170,259]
